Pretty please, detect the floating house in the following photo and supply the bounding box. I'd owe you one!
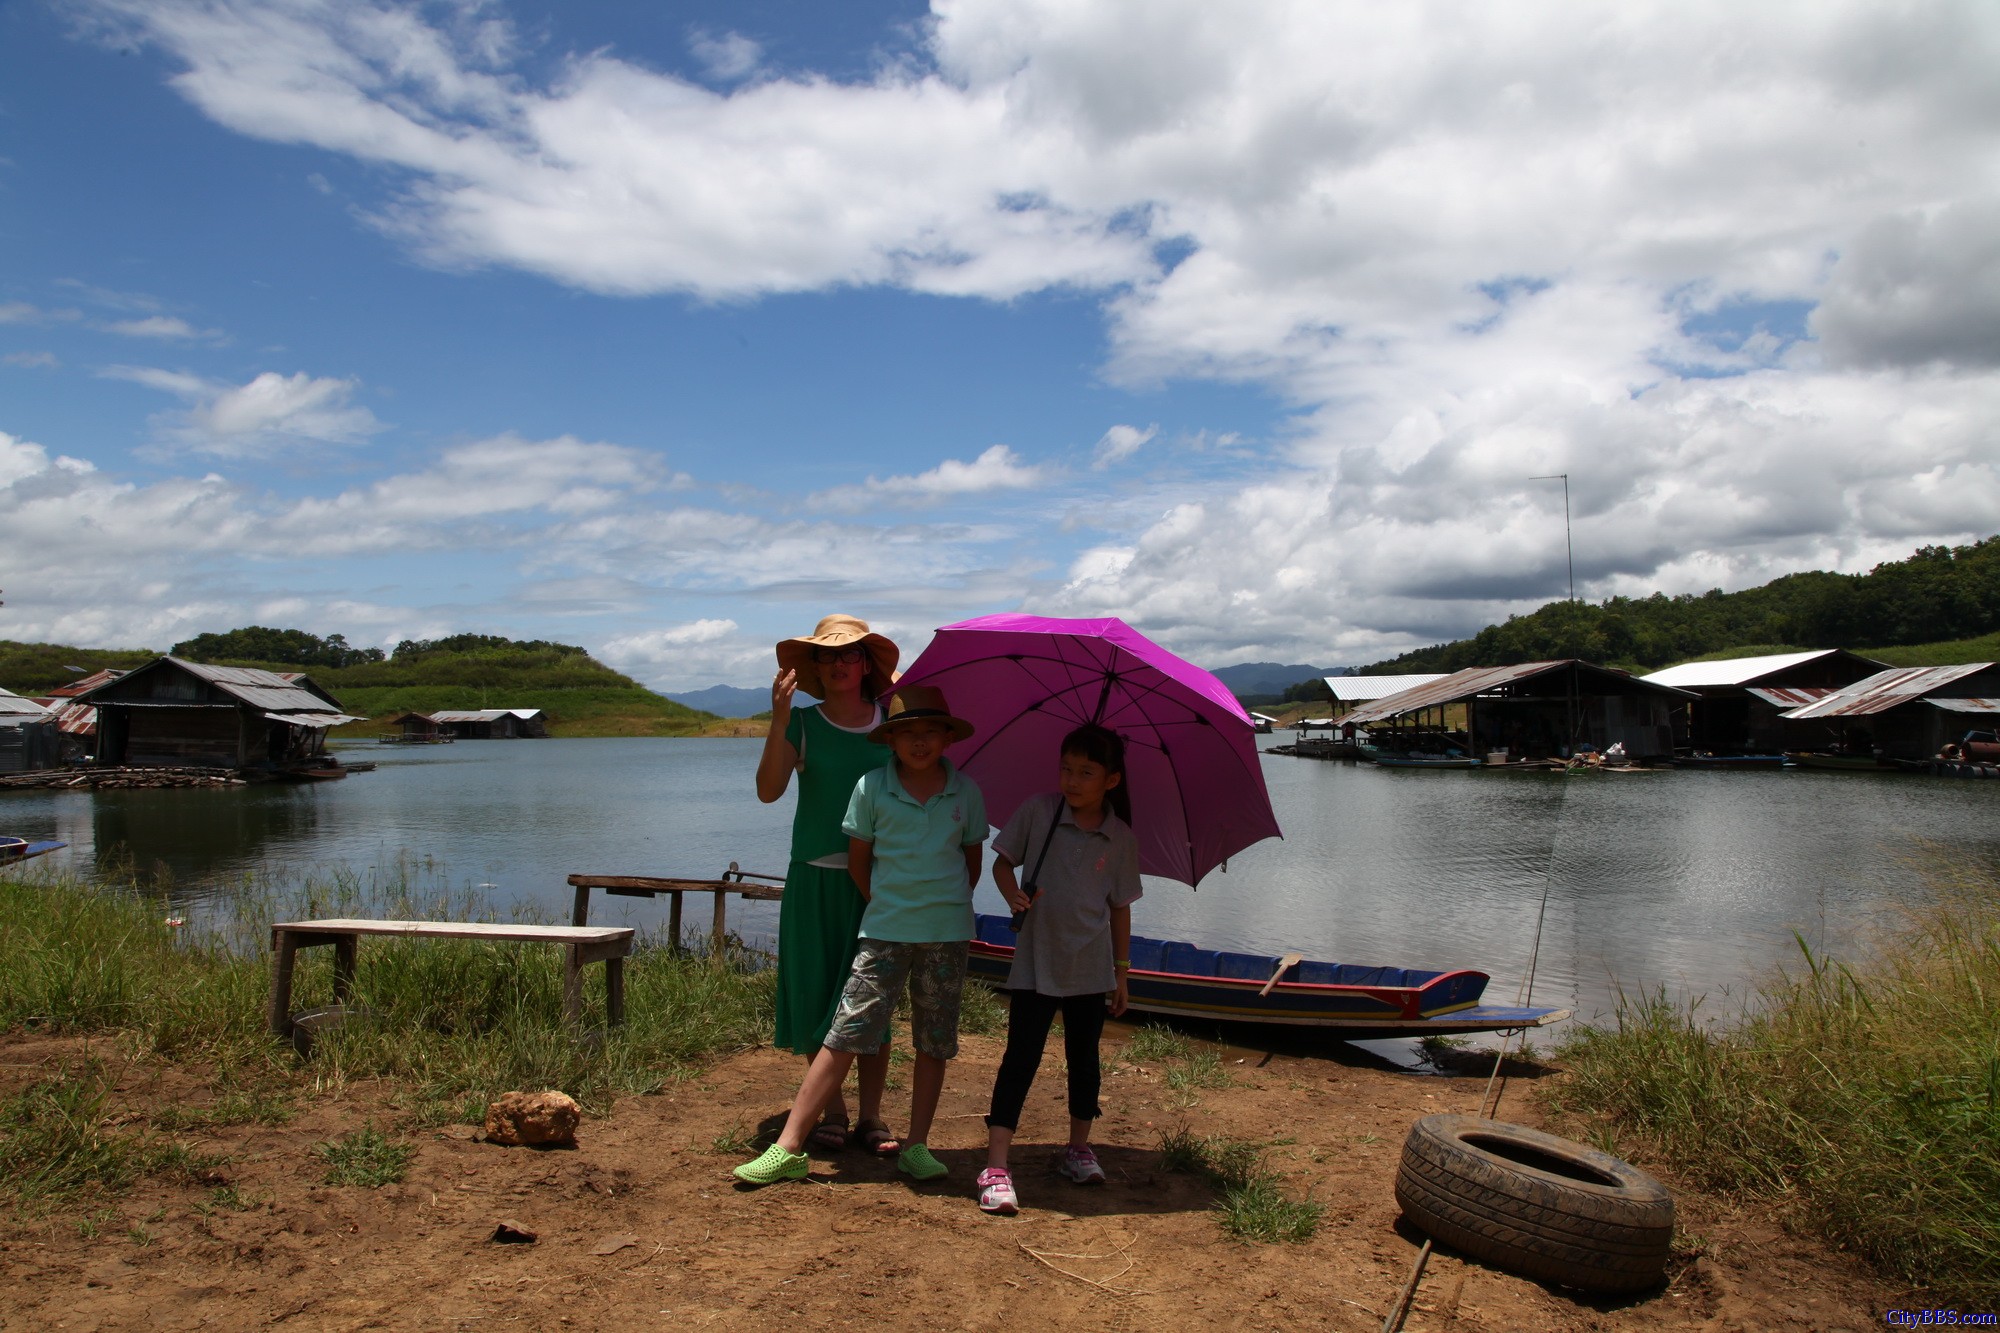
[1777,663,2000,761]
[1323,674,1449,711]
[429,708,550,740]
[1341,661,1697,761]
[71,657,363,771]
[380,711,450,744]
[0,688,59,774]
[1639,649,1886,754]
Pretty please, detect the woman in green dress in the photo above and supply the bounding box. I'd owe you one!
[756,614,900,1153]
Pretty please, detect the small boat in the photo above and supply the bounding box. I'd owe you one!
[1671,753,1788,770]
[1785,752,1894,772]
[0,837,67,865]
[1359,744,1481,769]
[969,915,1568,1038]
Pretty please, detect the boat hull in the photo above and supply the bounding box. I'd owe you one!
[1785,752,1894,771]
[0,838,66,865]
[969,916,1566,1037]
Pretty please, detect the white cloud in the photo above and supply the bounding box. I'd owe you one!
[0,301,80,324]
[69,0,2000,661]
[3,351,59,370]
[101,315,224,341]
[1093,422,1156,469]
[688,29,761,83]
[104,366,383,454]
[810,444,1045,511]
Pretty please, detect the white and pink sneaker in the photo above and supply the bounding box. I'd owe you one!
[1057,1146,1106,1185]
[977,1166,1019,1215]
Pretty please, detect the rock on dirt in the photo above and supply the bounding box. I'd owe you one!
[483,1090,581,1147]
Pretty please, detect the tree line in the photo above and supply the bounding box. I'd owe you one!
[1364,535,2000,675]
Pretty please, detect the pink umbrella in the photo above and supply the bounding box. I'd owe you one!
[896,613,1281,886]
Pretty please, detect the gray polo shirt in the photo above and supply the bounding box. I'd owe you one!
[994,796,1143,997]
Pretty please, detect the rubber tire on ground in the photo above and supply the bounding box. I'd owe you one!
[1394,1114,1673,1294]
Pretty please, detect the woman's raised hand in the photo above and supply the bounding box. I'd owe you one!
[770,667,798,722]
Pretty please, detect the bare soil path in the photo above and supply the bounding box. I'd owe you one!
[0,1029,1895,1331]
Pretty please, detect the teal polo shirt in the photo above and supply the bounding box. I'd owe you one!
[841,759,987,943]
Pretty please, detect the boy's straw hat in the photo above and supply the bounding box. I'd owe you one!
[867,684,975,746]
[776,614,899,701]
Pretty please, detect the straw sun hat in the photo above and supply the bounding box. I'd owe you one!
[775,614,900,701]
[866,684,976,746]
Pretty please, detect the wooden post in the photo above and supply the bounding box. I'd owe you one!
[605,956,625,1026]
[267,933,299,1037]
[711,890,728,955]
[571,882,591,928]
[331,935,357,1004]
[668,892,684,955]
[562,945,584,1026]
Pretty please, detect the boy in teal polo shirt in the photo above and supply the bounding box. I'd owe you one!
[736,685,986,1186]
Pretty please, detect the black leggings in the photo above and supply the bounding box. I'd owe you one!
[985,989,1106,1131]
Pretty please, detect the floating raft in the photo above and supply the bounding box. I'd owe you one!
[969,915,1568,1038]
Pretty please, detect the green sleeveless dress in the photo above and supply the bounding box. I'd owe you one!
[773,703,890,1055]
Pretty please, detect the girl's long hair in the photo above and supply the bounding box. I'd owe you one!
[1061,724,1133,827]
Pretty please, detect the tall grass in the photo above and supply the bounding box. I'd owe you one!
[1549,863,2000,1305]
[0,862,774,1124]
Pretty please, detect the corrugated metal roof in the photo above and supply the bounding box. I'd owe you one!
[1745,686,1835,708]
[1929,697,2000,714]
[1344,660,1697,725]
[0,689,48,716]
[46,668,124,698]
[431,710,512,723]
[77,657,343,716]
[1780,664,1998,719]
[263,711,366,727]
[1642,650,1847,689]
[49,701,96,736]
[506,708,544,720]
[1323,673,1449,701]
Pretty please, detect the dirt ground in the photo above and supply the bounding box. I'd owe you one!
[0,1027,1900,1332]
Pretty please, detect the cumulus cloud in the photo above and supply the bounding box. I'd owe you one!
[1093,423,1156,469]
[597,618,764,689]
[66,0,2000,661]
[809,444,1046,510]
[104,366,383,454]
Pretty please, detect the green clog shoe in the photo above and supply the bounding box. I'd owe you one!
[734,1143,810,1185]
[897,1143,948,1181]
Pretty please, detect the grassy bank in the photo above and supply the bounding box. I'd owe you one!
[0,862,775,1157]
[1546,862,2000,1305]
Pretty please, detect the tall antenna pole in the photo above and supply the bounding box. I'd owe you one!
[1529,474,1574,602]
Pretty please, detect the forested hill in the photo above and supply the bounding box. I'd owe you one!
[1365,536,2000,674]
[0,629,724,736]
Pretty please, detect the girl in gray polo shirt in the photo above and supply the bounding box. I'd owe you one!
[977,724,1142,1215]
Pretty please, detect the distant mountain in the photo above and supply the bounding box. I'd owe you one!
[666,684,770,718]
[1207,662,1344,699]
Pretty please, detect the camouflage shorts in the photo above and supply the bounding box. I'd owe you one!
[824,939,970,1061]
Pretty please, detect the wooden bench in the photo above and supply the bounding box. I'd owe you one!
[267,919,635,1037]
[567,862,784,951]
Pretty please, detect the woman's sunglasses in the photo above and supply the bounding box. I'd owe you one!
[810,646,869,665]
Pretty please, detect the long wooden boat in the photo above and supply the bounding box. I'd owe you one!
[969,915,1568,1038]
[1359,744,1482,769]
[0,837,66,865]
[1784,752,1894,772]
[1670,753,1788,770]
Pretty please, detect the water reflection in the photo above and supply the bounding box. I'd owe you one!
[3,739,1994,1038]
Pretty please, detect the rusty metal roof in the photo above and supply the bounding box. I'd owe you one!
[1780,664,1999,719]
[431,709,513,723]
[1343,660,1696,725]
[1745,686,1835,709]
[70,656,347,717]
[1929,697,2000,714]
[45,668,125,698]
[48,701,96,735]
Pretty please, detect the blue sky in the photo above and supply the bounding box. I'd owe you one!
[3,1,1997,690]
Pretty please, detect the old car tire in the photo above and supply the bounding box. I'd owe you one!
[1394,1114,1673,1294]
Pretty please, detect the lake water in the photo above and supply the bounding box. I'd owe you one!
[5,738,1996,1038]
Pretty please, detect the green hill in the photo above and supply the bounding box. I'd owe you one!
[1365,536,2000,674]
[0,630,726,738]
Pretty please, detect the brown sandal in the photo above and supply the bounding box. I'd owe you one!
[855,1119,901,1157]
[806,1115,851,1153]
